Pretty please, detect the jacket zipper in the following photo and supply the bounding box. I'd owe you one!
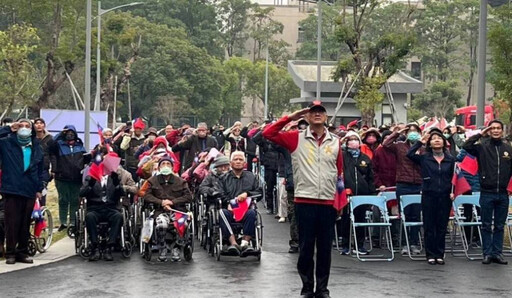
[355,163,359,196]
[496,146,500,192]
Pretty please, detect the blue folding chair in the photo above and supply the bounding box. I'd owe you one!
[400,195,425,260]
[349,196,394,261]
[377,191,400,251]
[451,194,482,260]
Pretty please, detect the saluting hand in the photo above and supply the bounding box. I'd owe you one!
[288,108,310,121]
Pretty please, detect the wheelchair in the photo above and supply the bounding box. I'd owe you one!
[211,197,263,261]
[74,198,133,260]
[27,204,54,256]
[139,201,194,262]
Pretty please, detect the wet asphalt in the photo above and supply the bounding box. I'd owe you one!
[1,207,512,298]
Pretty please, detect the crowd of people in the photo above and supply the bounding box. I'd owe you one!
[0,100,511,298]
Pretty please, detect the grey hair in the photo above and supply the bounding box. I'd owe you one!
[230,151,246,161]
[197,122,208,129]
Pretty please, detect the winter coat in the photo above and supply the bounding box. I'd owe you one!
[463,134,512,194]
[49,125,88,183]
[120,134,145,169]
[241,126,257,156]
[252,130,280,171]
[198,171,224,198]
[79,174,124,209]
[216,170,262,206]
[342,150,376,196]
[406,142,455,195]
[0,127,45,199]
[172,135,218,170]
[143,174,192,212]
[382,131,423,185]
[373,145,397,188]
[38,132,54,182]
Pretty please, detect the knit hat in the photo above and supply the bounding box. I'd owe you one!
[33,117,46,125]
[344,130,361,143]
[145,127,158,137]
[213,155,230,168]
[158,156,174,167]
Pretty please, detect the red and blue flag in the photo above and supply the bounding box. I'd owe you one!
[459,153,478,176]
[230,198,252,222]
[452,165,472,197]
[173,212,188,238]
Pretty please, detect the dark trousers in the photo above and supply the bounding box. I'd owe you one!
[396,182,422,246]
[0,199,5,244]
[4,194,35,258]
[296,203,336,296]
[246,154,256,172]
[287,189,299,247]
[85,207,123,247]
[219,209,256,239]
[265,168,277,211]
[422,192,451,259]
[55,180,81,226]
[480,192,509,257]
[339,205,369,248]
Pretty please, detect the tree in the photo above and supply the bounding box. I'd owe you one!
[247,5,284,61]
[411,81,462,120]
[488,5,512,134]
[0,24,40,115]
[217,0,254,57]
[333,1,417,124]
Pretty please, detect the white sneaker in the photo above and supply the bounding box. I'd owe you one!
[171,248,181,262]
[240,240,249,250]
[401,246,409,255]
[278,217,286,223]
[411,245,421,255]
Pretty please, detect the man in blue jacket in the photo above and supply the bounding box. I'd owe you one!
[50,125,89,232]
[0,119,45,264]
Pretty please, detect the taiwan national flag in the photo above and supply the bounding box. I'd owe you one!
[173,212,189,238]
[97,122,104,144]
[334,176,348,211]
[452,165,472,197]
[230,197,252,222]
[459,154,478,176]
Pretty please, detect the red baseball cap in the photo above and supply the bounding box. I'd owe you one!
[308,100,326,112]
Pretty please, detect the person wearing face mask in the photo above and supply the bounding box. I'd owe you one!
[143,156,193,261]
[338,131,376,255]
[360,128,381,160]
[50,125,89,232]
[0,119,45,264]
[382,123,424,256]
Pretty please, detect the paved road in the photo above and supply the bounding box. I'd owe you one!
[2,209,512,298]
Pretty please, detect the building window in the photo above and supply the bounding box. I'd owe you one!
[297,26,305,43]
[411,61,421,80]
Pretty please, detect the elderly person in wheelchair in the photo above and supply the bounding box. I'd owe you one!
[80,165,125,261]
[216,151,262,256]
[143,156,193,262]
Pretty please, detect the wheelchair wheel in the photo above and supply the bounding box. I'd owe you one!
[36,207,54,253]
[67,225,75,239]
[79,244,91,259]
[184,244,193,261]
[122,241,133,258]
[143,243,152,261]
[27,239,37,257]
[214,243,221,261]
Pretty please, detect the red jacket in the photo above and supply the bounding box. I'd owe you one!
[382,131,423,185]
[373,145,397,188]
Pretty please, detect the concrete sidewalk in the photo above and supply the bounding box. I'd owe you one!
[0,236,75,274]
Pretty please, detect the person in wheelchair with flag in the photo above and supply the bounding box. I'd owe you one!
[80,160,125,261]
[143,156,193,262]
[216,151,262,257]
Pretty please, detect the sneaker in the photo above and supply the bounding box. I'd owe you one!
[401,246,409,255]
[288,246,299,253]
[227,244,240,255]
[158,248,168,262]
[355,247,368,255]
[171,248,181,262]
[57,224,67,232]
[278,217,286,223]
[411,245,421,255]
[5,257,15,265]
[340,247,350,255]
[89,249,100,262]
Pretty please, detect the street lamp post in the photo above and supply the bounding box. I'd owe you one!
[85,0,92,149]
[94,1,143,111]
[317,0,322,101]
[476,0,488,127]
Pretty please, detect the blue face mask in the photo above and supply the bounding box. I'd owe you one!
[407,131,420,142]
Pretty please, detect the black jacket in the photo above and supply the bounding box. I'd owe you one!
[342,150,376,196]
[217,170,262,206]
[198,171,223,197]
[38,132,54,182]
[407,142,455,195]
[241,127,257,156]
[276,145,294,190]
[463,134,512,194]
[252,130,280,171]
[50,126,89,183]
[79,174,124,209]
[172,135,218,170]
[0,127,45,199]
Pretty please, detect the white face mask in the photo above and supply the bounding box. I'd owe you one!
[17,127,32,138]
[159,166,173,176]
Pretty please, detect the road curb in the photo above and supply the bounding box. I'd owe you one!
[0,236,75,274]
